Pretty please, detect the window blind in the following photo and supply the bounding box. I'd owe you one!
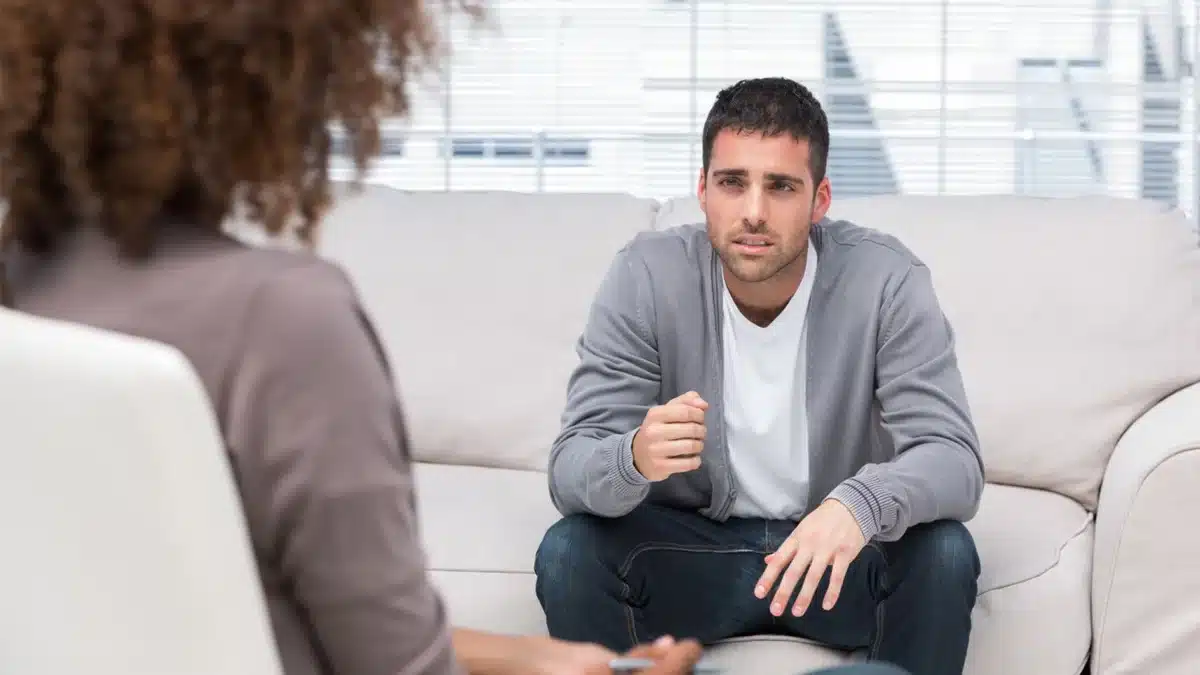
[342,0,1200,220]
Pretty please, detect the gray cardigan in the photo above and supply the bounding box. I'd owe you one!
[548,219,985,543]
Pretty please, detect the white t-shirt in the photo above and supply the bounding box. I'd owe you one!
[721,242,818,521]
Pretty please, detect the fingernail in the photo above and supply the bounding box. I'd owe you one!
[771,603,781,615]
[655,635,674,647]
[793,606,804,617]
[754,585,765,598]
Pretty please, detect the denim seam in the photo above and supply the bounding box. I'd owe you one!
[617,543,762,646]
[618,543,763,578]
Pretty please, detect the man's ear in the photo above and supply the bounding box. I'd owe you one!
[697,169,707,212]
[811,177,832,223]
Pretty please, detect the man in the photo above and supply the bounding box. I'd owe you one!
[535,77,984,675]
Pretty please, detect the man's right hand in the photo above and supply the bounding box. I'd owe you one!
[631,391,708,481]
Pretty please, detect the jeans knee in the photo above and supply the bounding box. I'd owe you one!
[534,514,608,599]
[919,520,980,592]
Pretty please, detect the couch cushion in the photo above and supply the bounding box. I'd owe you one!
[415,464,561,574]
[655,194,1200,509]
[317,187,660,471]
[704,637,850,673]
[414,464,1091,675]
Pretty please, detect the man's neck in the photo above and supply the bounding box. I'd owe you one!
[724,252,808,328]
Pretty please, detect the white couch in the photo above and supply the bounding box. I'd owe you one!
[314,188,1200,675]
[4,189,1198,675]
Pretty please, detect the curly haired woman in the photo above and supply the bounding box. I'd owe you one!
[0,2,700,674]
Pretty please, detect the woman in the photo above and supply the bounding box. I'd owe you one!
[0,1,698,674]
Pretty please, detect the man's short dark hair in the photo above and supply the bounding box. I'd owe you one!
[700,77,830,184]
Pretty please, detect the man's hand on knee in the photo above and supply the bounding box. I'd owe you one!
[754,499,866,618]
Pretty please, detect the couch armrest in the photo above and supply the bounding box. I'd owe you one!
[1091,381,1200,675]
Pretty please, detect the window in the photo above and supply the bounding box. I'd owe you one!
[443,136,590,164]
[450,138,487,158]
[380,135,406,157]
[544,139,591,161]
[331,131,404,157]
[493,139,534,158]
[358,0,1199,217]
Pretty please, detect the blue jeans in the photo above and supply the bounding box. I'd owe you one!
[534,504,979,675]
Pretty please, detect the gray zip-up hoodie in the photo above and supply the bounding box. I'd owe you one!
[547,218,985,543]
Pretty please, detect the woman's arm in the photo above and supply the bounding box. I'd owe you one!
[226,261,460,675]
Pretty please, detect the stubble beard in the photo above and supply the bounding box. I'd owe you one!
[714,209,812,285]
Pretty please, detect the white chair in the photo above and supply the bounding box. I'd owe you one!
[0,308,283,675]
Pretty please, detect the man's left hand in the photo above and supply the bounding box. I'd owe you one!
[754,499,866,617]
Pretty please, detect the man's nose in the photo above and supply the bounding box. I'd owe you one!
[741,185,767,227]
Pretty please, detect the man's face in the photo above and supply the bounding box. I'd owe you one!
[698,129,831,285]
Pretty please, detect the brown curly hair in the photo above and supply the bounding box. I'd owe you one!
[0,0,474,261]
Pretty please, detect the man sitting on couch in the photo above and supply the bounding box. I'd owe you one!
[534,77,985,675]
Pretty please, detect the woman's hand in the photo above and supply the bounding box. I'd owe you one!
[518,634,704,675]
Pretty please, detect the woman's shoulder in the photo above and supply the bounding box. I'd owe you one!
[217,244,376,361]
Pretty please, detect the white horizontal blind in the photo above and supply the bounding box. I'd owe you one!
[345,0,1200,220]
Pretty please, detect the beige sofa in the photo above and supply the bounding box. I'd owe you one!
[315,187,1200,675]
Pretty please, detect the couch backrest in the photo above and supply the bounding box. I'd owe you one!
[0,309,282,675]
[317,187,660,471]
[321,188,1200,509]
[657,194,1200,508]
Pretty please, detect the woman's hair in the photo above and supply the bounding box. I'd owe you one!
[0,0,471,259]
